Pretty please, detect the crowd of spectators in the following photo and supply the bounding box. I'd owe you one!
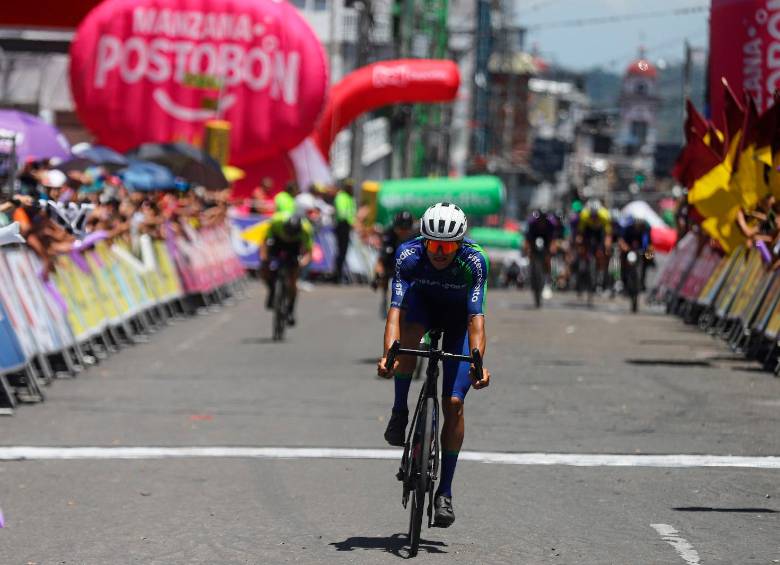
[674,189,780,266]
[0,155,369,283]
[0,158,231,276]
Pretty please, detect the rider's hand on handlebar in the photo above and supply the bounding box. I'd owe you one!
[470,366,490,389]
[377,356,399,379]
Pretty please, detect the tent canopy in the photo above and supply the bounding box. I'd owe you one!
[377,175,505,224]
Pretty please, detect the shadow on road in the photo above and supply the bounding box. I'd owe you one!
[330,533,447,558]
[730,365,768,373]
[240,337,287,345]
[625,358,712,367]
[673,507,778,513]
[355,357,380,365]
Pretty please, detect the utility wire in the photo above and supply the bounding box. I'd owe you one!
[525,5,708,31]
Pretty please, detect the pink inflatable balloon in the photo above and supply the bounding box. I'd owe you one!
[70,0,328,163]
[231,152,296,198]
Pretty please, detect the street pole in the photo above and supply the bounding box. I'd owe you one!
[471,0,492,166]
[329,0,338,78]
[349,0,373,181]
[682,39,691,144]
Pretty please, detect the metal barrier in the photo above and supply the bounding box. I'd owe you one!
[0,222,246,414]
[653,235,780,375]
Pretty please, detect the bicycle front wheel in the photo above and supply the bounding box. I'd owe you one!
[272,275,287,341]
[408,397,434,557]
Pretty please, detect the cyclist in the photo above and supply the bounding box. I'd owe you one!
[259,211,313,326]
[524,209,560,298]
[372,211,416,295]
[576,199,612,289]
[377,202,491,528]
[617,214,652,291]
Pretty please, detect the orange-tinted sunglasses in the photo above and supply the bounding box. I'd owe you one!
[424,239,460,254]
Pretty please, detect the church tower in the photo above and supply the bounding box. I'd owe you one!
[617,48,659,156]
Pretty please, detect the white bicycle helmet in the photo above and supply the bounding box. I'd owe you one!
[420,202,467,241]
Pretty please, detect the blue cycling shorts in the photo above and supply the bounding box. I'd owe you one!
[401,285,473,402]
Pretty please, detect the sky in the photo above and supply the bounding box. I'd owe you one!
[515,0,710,72]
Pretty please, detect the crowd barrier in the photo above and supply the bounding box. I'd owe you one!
[0,223,246,415]
[652,232,780,374]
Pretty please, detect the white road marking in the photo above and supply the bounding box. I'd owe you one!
[651,523,701,565]
[0,447,779,468]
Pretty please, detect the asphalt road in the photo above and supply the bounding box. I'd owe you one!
[1,283,779,564]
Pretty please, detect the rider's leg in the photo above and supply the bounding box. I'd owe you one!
[392,316,426,412]
[384,313,425,446]
[286,265,300,316]
[262,265,276,309]
[438,396,464,498]
[438,328,471,498]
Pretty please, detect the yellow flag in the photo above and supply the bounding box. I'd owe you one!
[730,142,765,211]
[240,220,271,245]
[688,160,737,219]
[770,150,780,200]
[701,209,745,254]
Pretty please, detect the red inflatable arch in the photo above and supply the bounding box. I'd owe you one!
[312,59,460,159]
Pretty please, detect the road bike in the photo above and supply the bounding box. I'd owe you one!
[269,252,295,341]
[384,330,482,557]
[529,236,547,309]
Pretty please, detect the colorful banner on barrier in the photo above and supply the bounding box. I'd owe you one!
[0,299,26,374]
[0,221,242,377]
[679,245,723,301]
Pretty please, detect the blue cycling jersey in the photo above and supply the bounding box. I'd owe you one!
[390,237,489,318]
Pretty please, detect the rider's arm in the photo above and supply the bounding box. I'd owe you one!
[467,314,486,360]
[383,306,402,358]
[378,245,415,375]
[465,246,490,385]
[384,252,412,354]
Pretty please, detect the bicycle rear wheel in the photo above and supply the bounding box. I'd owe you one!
[408,397,434,557]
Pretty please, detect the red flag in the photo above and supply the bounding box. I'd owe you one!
[733,95,758,176]
[676,132,722,189]
[721,77,745,150]
[756,91,780,164]
[706,123,725,158]
[684,99,708,142]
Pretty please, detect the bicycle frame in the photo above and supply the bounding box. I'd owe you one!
[385,329,482,518]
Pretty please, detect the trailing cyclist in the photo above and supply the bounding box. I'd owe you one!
[377,202,491,528]
[524,209,560,302]
[258,211,313,327]
[576,199,612,292]
[372,211,417,311]
[617,214,653,292]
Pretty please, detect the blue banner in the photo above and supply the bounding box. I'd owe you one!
[311,226,337,275]
[229,213,269,270]
[0,300,26,373]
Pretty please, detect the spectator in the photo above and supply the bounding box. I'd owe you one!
[275,181,299,214]
[334,178,356,284]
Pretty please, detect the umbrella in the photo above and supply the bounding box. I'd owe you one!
[118,160,177,192]
[126,142,228,189]
[0,109,71,164]
[56,157,97,173]
[72,144,128,172]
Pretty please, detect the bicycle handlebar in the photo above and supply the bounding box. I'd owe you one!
[385,340,482,380]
